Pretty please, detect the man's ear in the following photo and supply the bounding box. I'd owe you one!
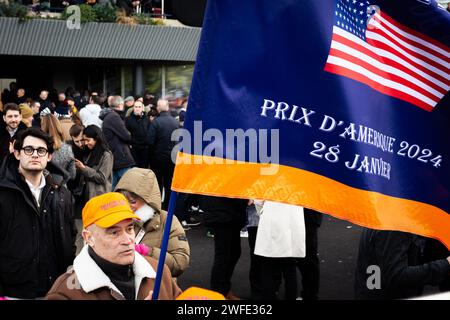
[82,229,95,247]
[13,149,20,160]
[47,153,52,162]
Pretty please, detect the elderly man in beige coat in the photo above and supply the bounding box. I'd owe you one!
[46,192,181,300]
[115,167,190,277]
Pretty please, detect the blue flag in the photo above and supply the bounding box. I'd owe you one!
[172,0,450,248]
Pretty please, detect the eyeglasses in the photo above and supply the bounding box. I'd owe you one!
[22,146,48,157]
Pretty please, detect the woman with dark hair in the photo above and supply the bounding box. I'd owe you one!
[75,125,113,202]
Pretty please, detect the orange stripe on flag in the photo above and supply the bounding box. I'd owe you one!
[172,152,450,249]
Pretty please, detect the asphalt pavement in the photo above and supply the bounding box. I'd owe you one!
[177,211,364,300]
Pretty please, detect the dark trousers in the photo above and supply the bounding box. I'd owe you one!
[210,223,242,295]
[296,222,320,300]
[150,158,175,210]
[247,226,264,300]
[424,238,450,292]
[260,257,298,300]
[131,145,150,169]
[174,192,192,222]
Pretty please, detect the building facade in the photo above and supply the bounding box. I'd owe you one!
[0,16,201,98]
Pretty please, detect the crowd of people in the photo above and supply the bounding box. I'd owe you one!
[18,0,164,16]
[0,82,449,300]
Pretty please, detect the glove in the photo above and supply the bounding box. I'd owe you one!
[135,244,151,256]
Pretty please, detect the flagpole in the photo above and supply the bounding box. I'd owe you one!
[151,190,178,300]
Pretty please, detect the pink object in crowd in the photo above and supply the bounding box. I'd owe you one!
[135,243,150,256]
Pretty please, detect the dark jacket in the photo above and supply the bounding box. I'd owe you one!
[0,120,28,165]
[146,111,179,161]
[125,112,151,147]
[354,228,450,300]
[38,98,54,114]
[0,154,77,299]
[304,208,323,228]
[100,108,135,170]
[199,195,248,229]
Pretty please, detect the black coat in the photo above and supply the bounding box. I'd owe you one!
[146,111,179,161]
[100,108,135,170]
[0,120,28,166]
[354,228,450,300]
[199,195,248,229]
[0,154,76,299]
[38,98,55,114]
[304,208,323,228]
[125,112,151,147]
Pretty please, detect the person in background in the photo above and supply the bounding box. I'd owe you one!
[100,95,135,190]
[115,168,190,277]
[16,88,27,105]
[55,93,67,115]
[75,124,113,202]
[124,96,135,110]
[125,100,150,169]
[67,124,88,252]
[254,200,306,300]
[68,124,86,162]
[0,103,27,164]
[79,95,103,128]
[148,107,159,122]
[246,200,263,300]
[30,101,41,127]
[40,113,76,183]
[54,97,75,142]
[296,208,323,300]
[199,195,248,300]
[37,90,54,114]
[146,98,179,210]
[354,228,450,299]
[19,104,34,128]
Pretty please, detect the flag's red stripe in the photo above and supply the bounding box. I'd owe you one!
[376,14,450,63]
[369,28,450,74]
[324,63,433,111]
[332,33,447,94]
[328,48,440,102]
[366,38,450,86]
[381,12,450,53]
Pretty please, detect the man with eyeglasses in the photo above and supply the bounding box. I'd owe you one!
[0,127,76,299]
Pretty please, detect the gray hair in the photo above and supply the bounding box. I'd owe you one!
[110,95,124,109]
[156,99,169,112]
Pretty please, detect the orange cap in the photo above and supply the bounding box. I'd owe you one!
[176,287,225,300]
[82,192,140,229]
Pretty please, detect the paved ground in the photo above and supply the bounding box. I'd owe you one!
[177,211,364,300]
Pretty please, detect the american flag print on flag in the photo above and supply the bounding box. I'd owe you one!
[324,0,450,112]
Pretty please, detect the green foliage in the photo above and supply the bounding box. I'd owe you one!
[132,13,160,26]
[0,1,30,21]
[78,4,97,23]
[62,4,97,23]
[92,4,117,23]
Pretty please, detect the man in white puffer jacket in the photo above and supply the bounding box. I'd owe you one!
[79,95,103,128]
